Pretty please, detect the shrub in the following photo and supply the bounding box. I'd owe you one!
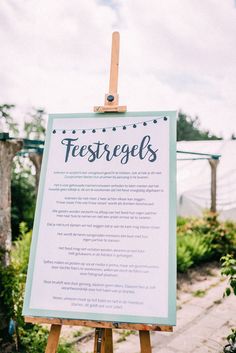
[18,325,76,353]
[177,232,212,272]
[221,254,236,297]
[0,223,76,353]
[223,329,236,353]
[177,241,193,273]
[177,213,236,272]
[0,223,32,331]
[221,255,236,353]
[11,158,36,241]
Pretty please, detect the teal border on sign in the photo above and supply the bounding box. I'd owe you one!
[23,111,177,325]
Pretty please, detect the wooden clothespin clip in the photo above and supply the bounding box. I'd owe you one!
[94,32,127,113]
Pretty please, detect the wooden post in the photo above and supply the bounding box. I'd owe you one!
[0,138,22,265]
[45,325,62,353]
[139,331,152,353]
[0,137,22,337]
[94,328,113,353]
[208,158,219,213]
[29,151,43,195]
[102,329,113,353]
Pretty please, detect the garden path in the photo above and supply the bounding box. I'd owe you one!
[62,263,235,353]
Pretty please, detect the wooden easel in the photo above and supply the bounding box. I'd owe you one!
[25,32,173,353]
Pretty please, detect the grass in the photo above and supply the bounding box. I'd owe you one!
[116,330,136,343]
[192,289,207,297]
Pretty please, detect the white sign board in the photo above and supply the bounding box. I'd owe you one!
[23,111,176,325]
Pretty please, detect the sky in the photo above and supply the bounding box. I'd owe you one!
[0,0,235,138]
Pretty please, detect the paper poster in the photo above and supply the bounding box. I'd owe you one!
[23,111,176,325]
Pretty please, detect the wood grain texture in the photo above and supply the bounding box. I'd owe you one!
[109,31,119,94]
[45,324,61,353]
[93,105,127,113]
[103,328,113,353]
[208,158,219,212]
[93,31,127,113]
[94,328,113,353]
[139,331,152,353]
[94,328,100,353]
[24,317,173,332]
[0,139,23,266]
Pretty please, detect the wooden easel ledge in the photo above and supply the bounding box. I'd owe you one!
[94,32,127,113]
[24,316,173,332]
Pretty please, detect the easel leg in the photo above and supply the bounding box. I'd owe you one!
[45,324,62,353]
[103,328,113,353]
[94,328,113,353]
[139,330,152,353]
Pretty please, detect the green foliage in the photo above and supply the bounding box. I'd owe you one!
[177,240,193,273]
[201,214,236,259]
[192,289,207,297]
[11,157,36,240]
[11,223,32,272]
[223,328,236,353]
[18,325,77,353]
[0,224,76,353]
[117,330,135,343]
[73,330,82,338]
[5,105,46,238]
[0,104,19,136]
[177,216,188,227]
[177,111,221,141]
[185,233,211,263]
[177,232,212,272]
[0,260,21,324]
[0,224,32,332]
[24,108,46,140]
[221,254,236,297]
[177,213,236,272]
[18,325,48,353]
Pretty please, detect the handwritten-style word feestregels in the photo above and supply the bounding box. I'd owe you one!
[61,135,158,164]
